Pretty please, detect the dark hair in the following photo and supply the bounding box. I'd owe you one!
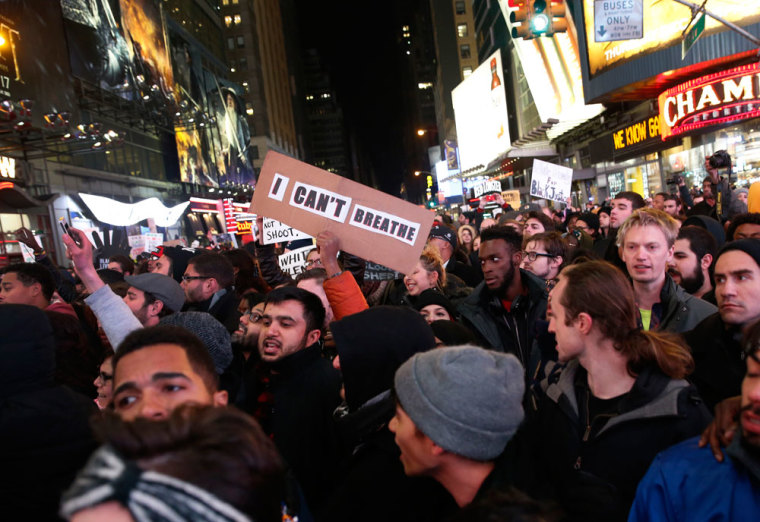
[265,286,325,334]
[45,310,100,396]
[221,249,270,296]
[676,226,718,272]
[613,191,646,210]
[109,254,135,275]
[239,290,267,311]
[188,253,235,289]
[94,405,285,522]
[4,262,56,300]
[663,193,680,204]
[144,292,174,319]
[559,260,694,379]
[114,325,219,392]
[743,318,760,362]
[525,231,568,261]
[524,211,555,233]
[480,225,524,254]
[727,213,760,241]
[295,267,328,285]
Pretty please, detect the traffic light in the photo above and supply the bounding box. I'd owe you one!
[509,0,568,40]
[548,0,568,35]
[509,0,532,40]
[425,199,436,210]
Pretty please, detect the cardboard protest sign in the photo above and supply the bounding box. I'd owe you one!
[250,152,435,274]
[530,159,572,203]
[278,245,313,277]
[502,190,521,209]
[262,217,312,245]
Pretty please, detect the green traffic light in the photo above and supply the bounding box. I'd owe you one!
[531,13,550,33]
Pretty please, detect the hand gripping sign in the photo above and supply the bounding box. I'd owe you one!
[250,152,435,275]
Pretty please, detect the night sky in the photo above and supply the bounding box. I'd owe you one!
[293,0,415,195]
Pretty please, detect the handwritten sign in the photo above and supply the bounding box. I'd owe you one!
[250,152,435,274]
[529,159,573,204]
[278,245,313,277]
[262,217,312,245]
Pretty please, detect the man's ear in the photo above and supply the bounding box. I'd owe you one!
[575,312,593,335]
[306,328,321,346]
[149,299,164,318]
[213,390,229,407]
[700,253,713,272]
[550,256,564,270]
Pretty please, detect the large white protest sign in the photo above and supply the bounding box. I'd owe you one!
[262,217,312,245]
[278,245,313,277]
[530,160,573,203]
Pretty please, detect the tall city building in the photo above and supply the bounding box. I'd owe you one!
[429,0,479,145]
[220,0,300,171]
[301,49,350,178]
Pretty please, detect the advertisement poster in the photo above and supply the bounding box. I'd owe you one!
[530,159,572,203]
[250,152,435,275]
[452,50,511,172]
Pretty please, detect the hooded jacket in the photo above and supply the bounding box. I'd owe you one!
[457,269,550,377]
[323,307,457,521]
[509,360,711,522]
[0,305,97,520]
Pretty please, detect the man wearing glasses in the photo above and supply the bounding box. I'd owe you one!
[181,253,241,334]
[520,231,566,290]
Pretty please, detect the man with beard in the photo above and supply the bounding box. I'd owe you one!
[458,226,550,378]
[668,226,717,302]
[684,240,760,411]
[629,318,760,521]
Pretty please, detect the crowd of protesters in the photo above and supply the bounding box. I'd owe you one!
[1,153,760,521]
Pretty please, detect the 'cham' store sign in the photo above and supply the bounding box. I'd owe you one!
[658,62,760,139]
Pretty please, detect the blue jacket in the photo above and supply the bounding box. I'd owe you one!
[629,436,760,522]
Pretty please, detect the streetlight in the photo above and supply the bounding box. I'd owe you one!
[416,129,427,136]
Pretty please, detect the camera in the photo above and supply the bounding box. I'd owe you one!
[708,150,732,170]
[665,174,682,185]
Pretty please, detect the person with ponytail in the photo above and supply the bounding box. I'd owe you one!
[506,260,711,522]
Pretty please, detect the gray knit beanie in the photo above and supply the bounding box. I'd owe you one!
[160,312,232,374]
[394,344,525,461]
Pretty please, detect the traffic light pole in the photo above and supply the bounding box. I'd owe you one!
[668,0,760,47]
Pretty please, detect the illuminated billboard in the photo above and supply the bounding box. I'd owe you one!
[583,1,760,78]
[452,50,510,172]
[169,32,254,187]
[61,0,174,101]
[434,160,463,199]
[499,1,605,140]
[658,62,760,140]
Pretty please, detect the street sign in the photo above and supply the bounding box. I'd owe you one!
[682,12,706,60]
[594,0,644,43]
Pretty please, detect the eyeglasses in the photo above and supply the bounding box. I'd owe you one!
[305,259,323,268]
[244,310,264,323]
[522,251,554,262]
[97,372,112,382]
[182,275,211,282]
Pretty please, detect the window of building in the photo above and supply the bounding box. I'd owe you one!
[236,35,245,48]
[455,1,466,15]
[463,66,473,78]
[224,15,232,27]
[233,14,241,25]
[222,0,229,5]
[232,0,239,4]
[227,37,234,50]
[457,23,468,38]
[460,44,471,59]
[238,57,247,71]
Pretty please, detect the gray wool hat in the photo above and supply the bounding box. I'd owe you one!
[394,344,525,461]
[159,312,233,374]
[124,273,185,313]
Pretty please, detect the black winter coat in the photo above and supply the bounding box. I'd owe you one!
[508,360,711,522]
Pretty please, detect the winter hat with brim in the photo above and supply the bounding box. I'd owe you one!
[394,344,525,461]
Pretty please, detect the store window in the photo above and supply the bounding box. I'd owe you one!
[460,44,471,59]
[457,23,468,38]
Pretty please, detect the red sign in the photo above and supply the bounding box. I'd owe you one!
[658,62,760,140]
